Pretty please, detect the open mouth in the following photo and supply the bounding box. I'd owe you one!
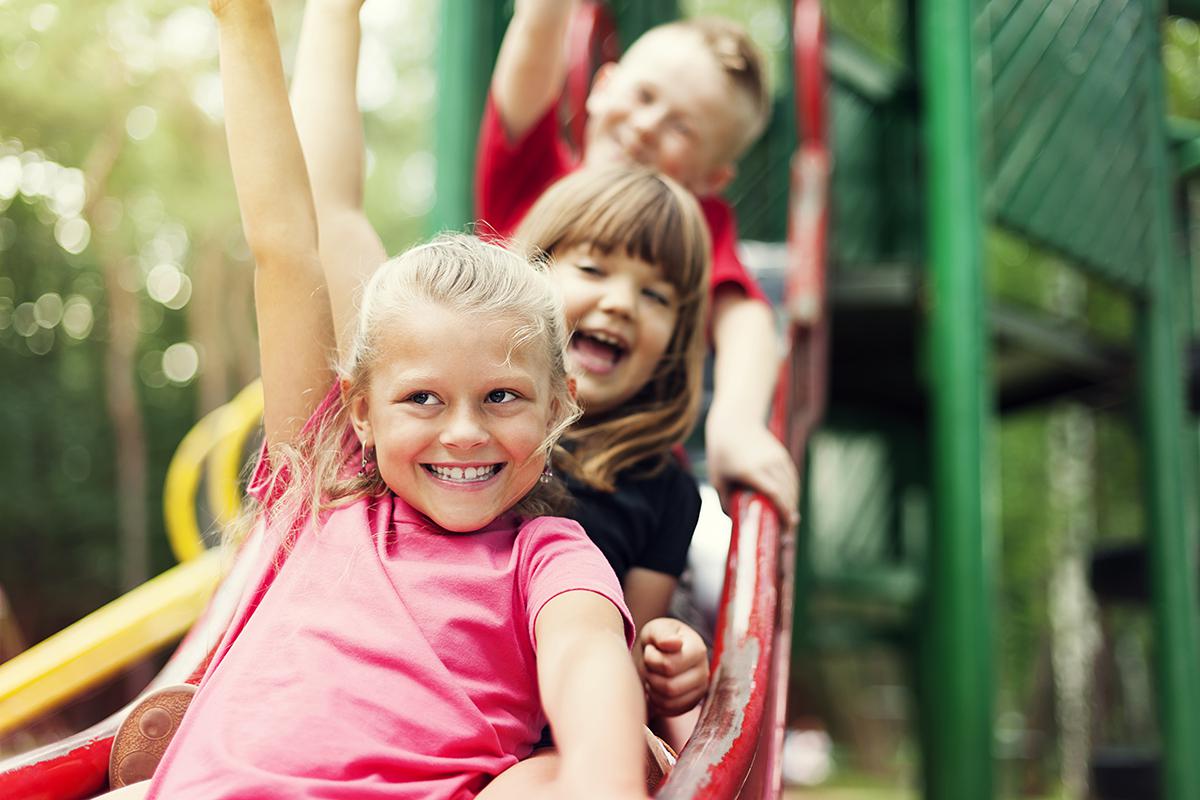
[423,464,504,484]
[570,331,628,375]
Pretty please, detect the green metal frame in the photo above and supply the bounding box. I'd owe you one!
[919,0,993,795]
[431,0,1200,797]
[1138,2,1200,794]
[430,1,507,233]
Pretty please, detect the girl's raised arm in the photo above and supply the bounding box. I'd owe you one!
[213,0,335,446]
[291,0,387,359]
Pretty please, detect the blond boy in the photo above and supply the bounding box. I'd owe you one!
[479,1,799,522]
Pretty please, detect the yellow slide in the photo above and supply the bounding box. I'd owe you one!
[0,381,263,739]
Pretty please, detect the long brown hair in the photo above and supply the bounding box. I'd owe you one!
[514,166,711,491]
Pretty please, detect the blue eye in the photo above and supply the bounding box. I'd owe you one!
[487,390,519,404]
[408,392,440,406]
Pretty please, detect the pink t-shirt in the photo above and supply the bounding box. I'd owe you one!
[147,389,632,800]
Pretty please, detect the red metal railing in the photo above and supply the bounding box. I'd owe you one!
[658,0,829,795]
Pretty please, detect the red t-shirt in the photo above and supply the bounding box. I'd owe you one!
[474,94,767,306]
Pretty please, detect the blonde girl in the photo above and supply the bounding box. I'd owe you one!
[103,2,652,799]
[291,3,717,736]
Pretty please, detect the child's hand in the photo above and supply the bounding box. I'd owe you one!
[634,618,710,717]
[705,414,800,528]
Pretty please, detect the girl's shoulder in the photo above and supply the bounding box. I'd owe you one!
[514,512,589,542]
[514,512,637,564]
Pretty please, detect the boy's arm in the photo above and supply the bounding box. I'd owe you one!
[534,590,649,800]
[213,0,335,446]
[491,0,577,140]
[706,288,800,526]
[291,0,386,358]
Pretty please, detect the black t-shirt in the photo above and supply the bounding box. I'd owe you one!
[564,459,702,583]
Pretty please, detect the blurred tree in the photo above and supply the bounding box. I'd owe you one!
[0,0,437,653]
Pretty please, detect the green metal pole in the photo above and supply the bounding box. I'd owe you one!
[1139,5,1200,796]
[918,0,993,795]
[431,1,505,233]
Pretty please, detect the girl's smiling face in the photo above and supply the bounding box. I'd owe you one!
[552,245,678,415]
[350,302,555,533]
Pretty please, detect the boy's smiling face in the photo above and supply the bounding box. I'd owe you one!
[582,27,753,197]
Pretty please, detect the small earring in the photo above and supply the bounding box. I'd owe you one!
[358,444,371,478]
[539,463,553,484]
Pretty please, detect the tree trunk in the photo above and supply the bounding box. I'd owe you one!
[83,128,149,594]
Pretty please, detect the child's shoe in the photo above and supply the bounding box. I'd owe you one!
[108,683,196,789]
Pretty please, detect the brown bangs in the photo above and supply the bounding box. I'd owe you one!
[516,165,710,303]
[515,165,713,490]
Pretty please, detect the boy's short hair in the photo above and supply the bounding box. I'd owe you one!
[641,16,772,159]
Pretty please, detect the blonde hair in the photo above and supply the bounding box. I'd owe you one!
[514,166,711,492]
[633,17,772,159]
[251,233,580,539]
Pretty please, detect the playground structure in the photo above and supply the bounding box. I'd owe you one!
[1,0,1199,797]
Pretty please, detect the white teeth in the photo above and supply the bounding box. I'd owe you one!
[429,464,498,483]
[589,331,623,349]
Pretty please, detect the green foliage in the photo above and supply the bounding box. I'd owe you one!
[1165,17,1200,121]
[0,0,437,644]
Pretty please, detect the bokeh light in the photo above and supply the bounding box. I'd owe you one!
[162,342,199,384]
[15,41,40,71]
[54,215,90,254]
[126,105,158,142]
[138,349,167,388]
[0,155,22,200]
[30,3,61,33]
[27,326,54,355]
[13,303,37,337]
[146,262,183,305]
[61,296,94,340]
[34,293,63,329]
